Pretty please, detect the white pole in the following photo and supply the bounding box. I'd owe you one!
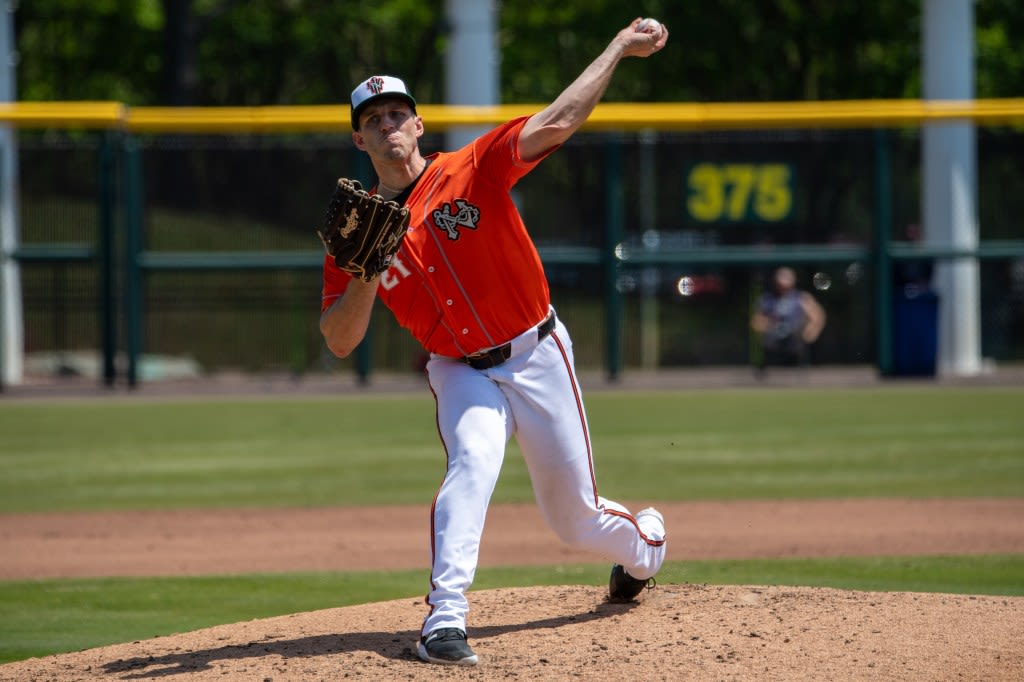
[444,0,498,151]
[922,0,982,376]
[0,0,23,386]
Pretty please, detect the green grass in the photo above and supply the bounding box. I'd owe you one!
[2,555,1022,664]
[1,385,1022,664]
[1,386,1022,512]
[0,571,427,664]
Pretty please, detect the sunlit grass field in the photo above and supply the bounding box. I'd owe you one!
[1,385,1022,662]
[2,386,1022,512]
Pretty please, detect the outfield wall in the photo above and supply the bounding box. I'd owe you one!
[3,101,1024,386]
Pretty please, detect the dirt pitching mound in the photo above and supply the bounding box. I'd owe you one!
[3,584,1021,681]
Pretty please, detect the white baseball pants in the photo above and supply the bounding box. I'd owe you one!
[421,311,666,636]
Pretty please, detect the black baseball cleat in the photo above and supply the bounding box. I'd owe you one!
[417,627,479,665]
[608,564,657,602]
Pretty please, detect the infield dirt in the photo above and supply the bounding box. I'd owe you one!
[2,497,1023,681]
[3,367,1023,679]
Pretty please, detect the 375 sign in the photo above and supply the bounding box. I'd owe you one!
[685,162,794,223]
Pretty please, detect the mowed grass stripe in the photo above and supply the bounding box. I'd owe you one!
[1,386,1021,512]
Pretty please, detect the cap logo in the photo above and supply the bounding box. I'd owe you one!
[367,76,385,95]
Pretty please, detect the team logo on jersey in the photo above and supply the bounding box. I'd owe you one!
[431,199,480,240]
[366,76,385,95]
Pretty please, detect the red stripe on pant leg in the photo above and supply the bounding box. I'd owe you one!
[421,378,449,633]
[604,508,667,547]
[549,331,601,508]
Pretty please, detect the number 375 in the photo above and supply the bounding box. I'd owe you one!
[686,163,794,223]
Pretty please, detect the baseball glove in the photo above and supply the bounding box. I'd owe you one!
[317,178,411,282]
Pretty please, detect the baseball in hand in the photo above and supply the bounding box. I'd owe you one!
[635,17,662,34]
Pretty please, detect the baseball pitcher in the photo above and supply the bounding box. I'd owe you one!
[320,17,670,666]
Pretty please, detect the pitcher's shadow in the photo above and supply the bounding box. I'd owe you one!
[102,599,637,678]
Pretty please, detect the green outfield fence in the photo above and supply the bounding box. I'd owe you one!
[3,99,1024,386]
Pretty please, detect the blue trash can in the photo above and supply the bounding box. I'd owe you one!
[890,288,939,376]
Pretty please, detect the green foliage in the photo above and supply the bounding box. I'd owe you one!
[16,0,164,103]
[14,2,1024,105]
[500,1,924,101]
[976,0,1024,96]
[16,0,446,105]
[1,387,1022,513]
[193,0,445,106]
[1,555,1021,663]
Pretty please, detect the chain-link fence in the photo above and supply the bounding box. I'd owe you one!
[12,121,1024,383]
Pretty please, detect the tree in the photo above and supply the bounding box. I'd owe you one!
[13,1,1024,105]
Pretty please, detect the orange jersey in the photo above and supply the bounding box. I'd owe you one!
[321,117,556,357]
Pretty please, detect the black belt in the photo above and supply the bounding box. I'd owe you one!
[462,313,556,370]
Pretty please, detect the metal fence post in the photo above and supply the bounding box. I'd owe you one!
[874,129,894,376]
[122,136,143,388]
[0,155,4,393]
[98,131,118,387]
[352,151,373,384]
[604,135,624,380]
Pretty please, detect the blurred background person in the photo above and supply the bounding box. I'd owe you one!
[751,266,826,372]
